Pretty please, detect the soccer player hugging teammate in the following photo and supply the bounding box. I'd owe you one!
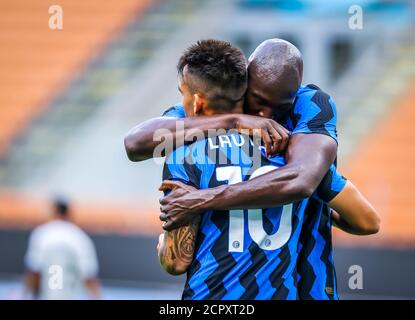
[125,39,380,300]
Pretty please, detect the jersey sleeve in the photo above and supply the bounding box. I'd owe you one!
[313,164,347,204]
[163,144,201,190]
[162,103,186,118]
[292,87,338,144]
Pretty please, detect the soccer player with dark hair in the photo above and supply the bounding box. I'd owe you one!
[154,39,378,299]
[175,39,247,115]
[153,39,379,299]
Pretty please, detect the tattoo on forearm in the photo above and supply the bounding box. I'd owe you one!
[160,216,200,272]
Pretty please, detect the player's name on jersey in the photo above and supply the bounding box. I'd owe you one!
[208,134,263,151]
[165,133,266,166]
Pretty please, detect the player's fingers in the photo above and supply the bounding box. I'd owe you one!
[269,122,290,152]
[261,129,272,156]
[159,212,168,222]
[159,180,180,191]
[162,179,190,191]
[162,220,175,231]
[159,196,170,206]
[266,124,281,156]
[273,125,290,153]
[160,202,174,214]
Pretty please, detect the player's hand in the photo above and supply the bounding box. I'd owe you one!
[159,180,197,193]
[234,114,290,156]
[159,180,204,231]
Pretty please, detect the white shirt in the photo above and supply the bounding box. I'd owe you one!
[25,220,98,300]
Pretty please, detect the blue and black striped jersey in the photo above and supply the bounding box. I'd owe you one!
[162,84,341,300]
[162,132,345,300]
[297,166,346,300]
[284,84,340,300]
[281,84,338,143]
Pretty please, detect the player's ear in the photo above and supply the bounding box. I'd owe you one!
[193,93,205,115]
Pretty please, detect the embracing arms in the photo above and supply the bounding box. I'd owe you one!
[202,133,337,209]
[124,114,289,162]
[157,178,380,275]
[159,133,380,234]
[159,133,337,230]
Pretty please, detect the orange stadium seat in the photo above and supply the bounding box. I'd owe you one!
[0,0,155,156]
[336,81,415,247]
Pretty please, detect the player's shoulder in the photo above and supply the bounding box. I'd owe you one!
[162,103,186,118]
[296,84,335,109]
[293,84,337,125]
[295,84,333,103]
[313,164,347,202]
[296,83,328,97]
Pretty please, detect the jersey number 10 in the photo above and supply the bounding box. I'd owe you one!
[216,166,293,253]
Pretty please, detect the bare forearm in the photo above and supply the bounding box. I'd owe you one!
[331,210,379,236]
[159,216,200,275]
[331,211,359,234]
[329,181,380,235]
[158,134,338,232]
[195,135,337,211]
[201,164,315,210]
[124,115,236,162]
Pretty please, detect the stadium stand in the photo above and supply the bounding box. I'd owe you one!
[337,80,415,247]
[333,39,415,247]
[0,0,208,235]
[0,0,204,187]
[0,0,155,156]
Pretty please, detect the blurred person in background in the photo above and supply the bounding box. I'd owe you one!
[23,198,101,300]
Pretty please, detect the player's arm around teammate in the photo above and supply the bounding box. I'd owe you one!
[124,113,288,162]
[157,176,380,276]
[159,133,337,230]
[329,180,380,235]
[158,40,340,231]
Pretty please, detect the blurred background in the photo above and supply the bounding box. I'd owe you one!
[0,0,414,299]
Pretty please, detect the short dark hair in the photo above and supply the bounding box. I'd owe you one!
[53,197,69,218]
[177,39,247,110]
